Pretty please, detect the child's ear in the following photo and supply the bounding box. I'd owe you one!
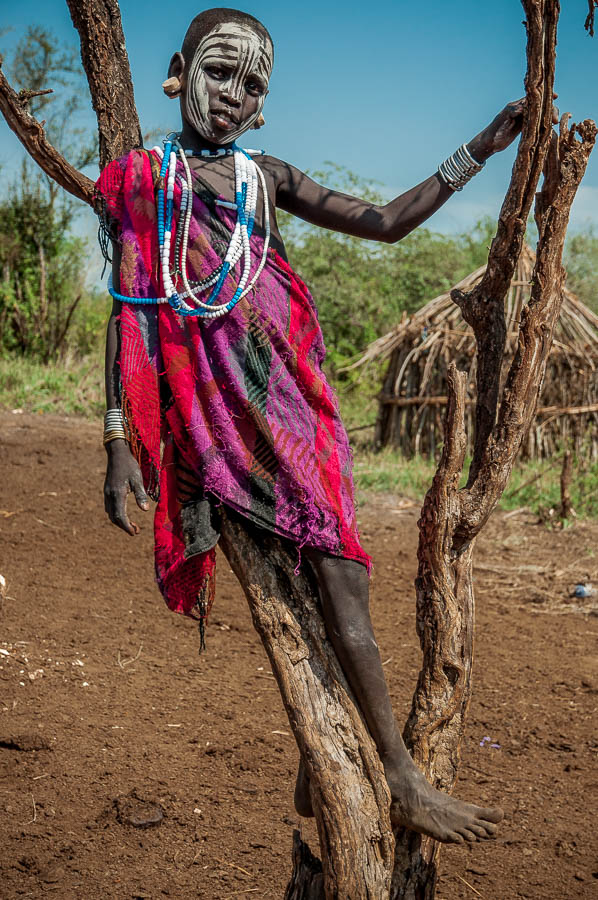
[164,52,185,96]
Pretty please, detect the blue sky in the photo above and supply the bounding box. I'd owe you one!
[2,0,597,242]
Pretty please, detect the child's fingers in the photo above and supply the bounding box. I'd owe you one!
[131,473,149,511]
[106,487,137,535]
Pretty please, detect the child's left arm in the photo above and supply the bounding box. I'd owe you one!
[271,99,529,244]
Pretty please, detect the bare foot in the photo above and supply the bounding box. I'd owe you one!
[294,757,503,844]
[294,758,314,818]
[385,761,503,843]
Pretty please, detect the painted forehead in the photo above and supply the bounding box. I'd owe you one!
[195,21,273,82]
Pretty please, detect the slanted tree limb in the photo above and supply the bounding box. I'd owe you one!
[0,62,94,204]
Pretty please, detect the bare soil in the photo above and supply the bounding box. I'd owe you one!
[1,412,597,899]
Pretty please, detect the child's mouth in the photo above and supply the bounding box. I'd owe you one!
[211,110,237,131]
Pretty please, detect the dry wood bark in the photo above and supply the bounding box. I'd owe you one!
[389,2,596,897]
[65,0,142,168]
[219,516,394,898]
[1,1,595,897]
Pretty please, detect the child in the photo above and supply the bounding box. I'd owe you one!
[98,7,525,843]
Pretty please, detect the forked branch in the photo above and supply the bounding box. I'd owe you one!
[390,3,595,897]
[459,114,597,539]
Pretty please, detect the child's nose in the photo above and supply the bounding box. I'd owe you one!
[220,83,242,106]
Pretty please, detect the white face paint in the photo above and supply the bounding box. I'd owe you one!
[185,22,273,144]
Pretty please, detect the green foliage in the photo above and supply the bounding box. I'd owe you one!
[501,455,598,520]
[8,25,96,169]
[0,350,104,418]
[564,226,598,314]
[0,27,103,363]
[0,163,103,361]
[351,443,598,521]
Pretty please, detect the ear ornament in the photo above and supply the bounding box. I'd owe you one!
[252,114,265,130]
[162,76,182,98]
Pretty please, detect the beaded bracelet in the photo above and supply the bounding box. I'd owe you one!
[438,143,485,192]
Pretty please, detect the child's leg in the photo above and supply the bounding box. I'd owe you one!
[297,549,503,844]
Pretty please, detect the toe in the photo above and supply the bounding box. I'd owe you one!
[469,824,489,839]
[460,828,479,843]
[478,820,498,836]
[480,806,504,824]
[446,831,464,844]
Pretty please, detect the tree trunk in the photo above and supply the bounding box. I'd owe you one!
[219,514,394,898]
[65,0,142,167]
[0,1,594,897]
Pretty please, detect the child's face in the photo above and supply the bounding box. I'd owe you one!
[183,21,272,144]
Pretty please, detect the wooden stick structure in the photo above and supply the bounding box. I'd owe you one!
[359,244,598,462]
[0,1,594,897]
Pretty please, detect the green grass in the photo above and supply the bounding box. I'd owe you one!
[354,448,436,501]
[501,457,598,519]
[353,446,598,519]
[0,351,104,419]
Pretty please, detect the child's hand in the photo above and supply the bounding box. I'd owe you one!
[468,95,559,162]
[104,441,149,535]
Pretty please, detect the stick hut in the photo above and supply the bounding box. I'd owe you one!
[364,244,598,459]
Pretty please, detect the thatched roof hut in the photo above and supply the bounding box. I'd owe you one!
[358,244,598,460]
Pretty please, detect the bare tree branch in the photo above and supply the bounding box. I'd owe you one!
[0,61,94,205]
[459,115,596,538]
[585,0,598,35]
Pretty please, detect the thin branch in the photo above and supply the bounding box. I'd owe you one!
[0,61,93,205]
[53,292,82,357]
[19,87,54,103]
[585,0,598,35]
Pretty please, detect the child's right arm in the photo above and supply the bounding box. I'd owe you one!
[267,100,529,244]
[103,244,149,535]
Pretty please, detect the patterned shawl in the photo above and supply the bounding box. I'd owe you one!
[95,149,370,628]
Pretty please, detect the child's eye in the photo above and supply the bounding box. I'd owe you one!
[205,65,227,80]
[246,79,264,96]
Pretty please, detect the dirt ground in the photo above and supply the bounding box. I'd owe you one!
[1,411,597,900]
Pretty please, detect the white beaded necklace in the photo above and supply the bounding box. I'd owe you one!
[151,138,271,319]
